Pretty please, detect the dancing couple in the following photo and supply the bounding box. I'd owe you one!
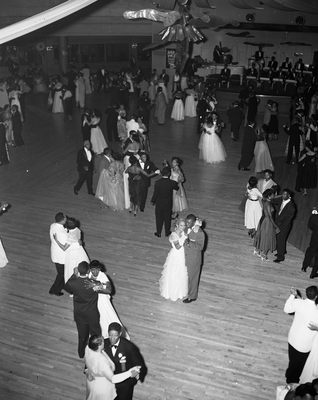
[159,214,205,303]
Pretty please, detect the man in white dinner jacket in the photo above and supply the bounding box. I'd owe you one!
[284,286,318,383]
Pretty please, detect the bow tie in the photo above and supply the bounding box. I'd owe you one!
[110,344,118,349]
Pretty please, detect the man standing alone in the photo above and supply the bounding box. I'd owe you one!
[151,166,179,237]
[74,140,95,196]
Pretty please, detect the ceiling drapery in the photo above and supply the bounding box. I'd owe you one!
[260,0,297,11]
[274,0,318,14]
[0,0,99,45]
[228,0,318,13]
[227,0,259,9]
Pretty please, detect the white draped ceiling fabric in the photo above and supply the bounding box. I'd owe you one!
[227,0,318,13]
[0,0,99,45]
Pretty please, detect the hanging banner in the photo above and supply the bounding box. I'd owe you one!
[166,48,176,69]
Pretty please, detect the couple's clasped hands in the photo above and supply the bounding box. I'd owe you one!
[130,365,142,379]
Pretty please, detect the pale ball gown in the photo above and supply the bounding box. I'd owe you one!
[199,123,227,164]
[170,168,189,212]
[159,232,188,301]
[85,347,117,400]
[96,161,125,211]
[244,187,263,230]
[171,98,184,121]
[90,117,107,154]
[88,270,130,339]
[254,140,274,173]
[64,228,89,283]
[0,238,8,268]
[184,89,197,117]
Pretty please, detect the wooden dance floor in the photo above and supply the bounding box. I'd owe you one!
[0,91,314,400]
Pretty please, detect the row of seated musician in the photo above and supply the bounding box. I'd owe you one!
[246,65,313,85]
[246,76,297,96]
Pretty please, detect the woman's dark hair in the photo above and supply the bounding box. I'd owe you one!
[129,155,138,165]
[171,157,180,165]
[264,169,273,176]
[305,140,314,151]
[66,217,77,230]
[157,87,162,93]
[263,189,274,199]
[112,152,122,161]
[248,176,258,188]
[88,334,104,351]
[206,116,213,125]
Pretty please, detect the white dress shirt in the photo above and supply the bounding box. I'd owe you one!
[84,147,92,162]
[50,223,68,264]
[279,198,290,214]
[284,295,318,352]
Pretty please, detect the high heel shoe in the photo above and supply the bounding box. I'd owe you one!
[261,254,268,261]
[134,212,137,217]
[129,209,132,214]
[253,250,260,256]
[301,266,307,272]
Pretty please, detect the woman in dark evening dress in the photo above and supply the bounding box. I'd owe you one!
[0,120,9,166]
[295,140,317,196]
[253,189,278,261]
[125,155,157,216]
[11,105,24,146]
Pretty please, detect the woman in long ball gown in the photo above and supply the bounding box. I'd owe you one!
[125,155,157,216]
[253,189,278,261]
[90,109,107,154]
[11,105,24,146]
[0,122,9,166]
[295,140,317,196]
[244,176,263,238]
[81,64,92,95]
[268,101,279,140]
[0,78,9,109]
[75,73,86,108]
[171,89,184,121]
[184,86,197,118]
[166,157,189,218]
[154,86,167,125]
[159,219,188,301]
[2,104,13,146]
[53,217,89,284]
[199,116,227,164]
[254,124,274,173]
[8,84,23,121]
[84,334,140,400]
[88,260,130,339]
[52,81,64,113]
[96,154,125,211]
[122,133,141,210]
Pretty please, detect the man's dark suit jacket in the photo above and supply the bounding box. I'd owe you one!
[308,214,318,245]
[81,113,91,141]
[160,73,169,86]
[220,68,231,80]
[77,148,94,173]
[67,274,99,324]
[97,68,108,84]
[104,337,146,388]
[272,199,295,231]
[139,159,158,188]
[151,177,179,210]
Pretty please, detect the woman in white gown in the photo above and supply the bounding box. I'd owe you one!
[0,202,9,268]
[199,116,227,164]
[96,157,125,211]
[158,79,169,104]
[159,219,188,301]
[53,217,89,284]
[244,176,263,238]
[84,334,140,400]
[171,90,184,121]
[81,65,92,95]
[254,125,274,173]
[52,82,64,113]
[164,157,189,217]
[184,87,197,117]
[88,260,130,339]
[9,85,23,122]
[90,109,107,154]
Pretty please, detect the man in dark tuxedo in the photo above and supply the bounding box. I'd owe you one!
[272,189,295,263]
[268,56,278,70]
[196,77,206,99]
[105,103,119,142]
[160,69,169,87]
[96,65,108,93]
[151,166,179,237]
[138,152,158,212]
[254,46,264,62]
[67,261,102,358]
[237,120,259,171]
[295,58,305,73]
[302,209,318,278]
[81,108,91,142]
[219,64,231,87]
[196,96,208,134]
[104,322,146,400]
[285,118,303,164]
[74,140,95,196]
[281,57,292,70]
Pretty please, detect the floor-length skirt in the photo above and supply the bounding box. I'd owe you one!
[254,141,274,173]
[64,244,90,283]
[184,95,197,117]
[98,294,130,340]
[171,99,184,121]
[244,199,262,230]
[90,126,107,154]
[52,92,64,113]
[300,333,318,383]
[172,183,189,212]
[96,171,125,211]
[198,132,227,164]
[86,376,116,400]
[0,238,8,268]
[254,216,276,254]
[159,246,188,301]
[123,156,131,209]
